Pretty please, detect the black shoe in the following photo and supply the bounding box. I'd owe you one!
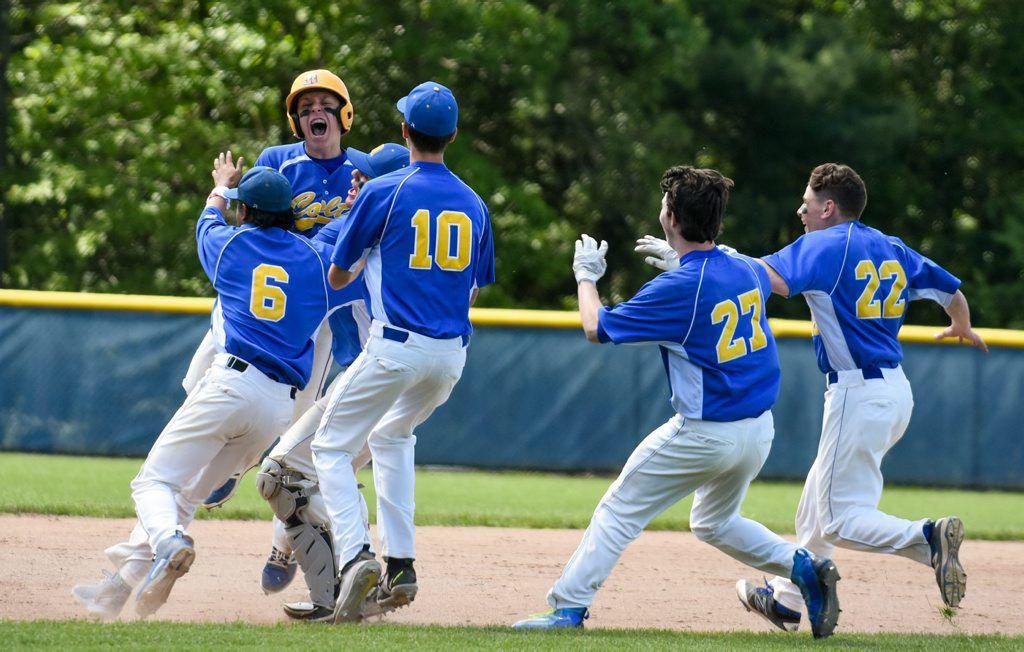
[376,557,418,613]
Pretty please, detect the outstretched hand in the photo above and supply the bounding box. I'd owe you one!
[212,151,245,188]
[934,323,988,353]
[634,235,679,271]
[573,233,609,283]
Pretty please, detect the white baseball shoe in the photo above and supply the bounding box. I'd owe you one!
[72,570,132,621]
[135,531,195,617]
[332,551,381,623]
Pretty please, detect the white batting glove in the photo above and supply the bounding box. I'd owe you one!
[573,234,609,283]
[634,235,679,271]
[717,243,737,255]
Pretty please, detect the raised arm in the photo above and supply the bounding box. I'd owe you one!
[754,258,791,297]
[573,234,608,343]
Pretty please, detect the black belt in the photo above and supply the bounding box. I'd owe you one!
[826,365,886,386]
[381,325,470,347]
[226,356,297,399]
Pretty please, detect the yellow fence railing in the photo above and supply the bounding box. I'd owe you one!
[2,288,1023,348]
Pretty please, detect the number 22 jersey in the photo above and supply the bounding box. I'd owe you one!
[763,221,961,374]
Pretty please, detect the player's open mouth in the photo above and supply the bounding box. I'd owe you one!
[310,118,328,137]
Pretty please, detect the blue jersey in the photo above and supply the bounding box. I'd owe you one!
[597,247,780,422]
[763,221,961,374]
[331,161,496,340]
[313,212,369,366]
[196,206,364,388]
[255,142,354,237]
[258,142,364,367]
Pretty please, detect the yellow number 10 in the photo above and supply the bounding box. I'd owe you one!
[711,288,768,364]
[250,264,289,322]
[409,209,473,272]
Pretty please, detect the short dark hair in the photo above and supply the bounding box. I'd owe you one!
[243,204,294,230]
[407,125,453,154]
[808,163,867,218]
[659,166,733,242]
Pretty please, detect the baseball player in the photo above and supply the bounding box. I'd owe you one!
[251,143,412,622]
[182,70,366,588]
[312,81,495,624]
[72,155,364,619]
[512,166,840,639]
[641,163,983,630]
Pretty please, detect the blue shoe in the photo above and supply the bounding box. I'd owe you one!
[202,473,240,509]
[927,516,966,608]
[790,549,840,639]
[512,607,588,630]
[135,531,195,617]
[261,546,297,594]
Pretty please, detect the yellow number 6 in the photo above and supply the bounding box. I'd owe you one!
[250,264,289,322]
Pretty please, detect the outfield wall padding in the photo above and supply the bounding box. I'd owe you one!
[1,305,1021,489]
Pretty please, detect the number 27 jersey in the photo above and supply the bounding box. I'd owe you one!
[763,221,961,374]
[332,161,495,340]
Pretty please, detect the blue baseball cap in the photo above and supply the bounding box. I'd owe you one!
[346,143,410,179]
[395,81,458,138]
[223,166,293,212]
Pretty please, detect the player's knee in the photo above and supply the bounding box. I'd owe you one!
[690,523,719,544]
[368,429,414,447]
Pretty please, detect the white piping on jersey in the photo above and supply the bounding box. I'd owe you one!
[804,290,856,370]
[680,258,708,347]
[910,287,955,307]
[380,167,420,239]
[278,153,311,173]
[828,223,855,296]
[211,226,258,285]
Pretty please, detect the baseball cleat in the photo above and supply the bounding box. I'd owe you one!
[512,607,588,630]
[332,551,381,623]
[736,579,801,632]
[283,600,335,622]
[202,473,241,509]
[928,516,967,608]
[71,570,132,621]
[135,531,195,617]
[361,557,418,619]
[790,548,840,639]
[261,546,297,594]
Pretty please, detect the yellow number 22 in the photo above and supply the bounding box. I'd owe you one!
[250,264,289,322]
[855,259,906,319]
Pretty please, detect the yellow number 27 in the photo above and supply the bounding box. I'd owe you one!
[250,264,289,322]
[711,288,768,364]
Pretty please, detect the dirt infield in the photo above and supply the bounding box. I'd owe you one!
[3,514,1022,634]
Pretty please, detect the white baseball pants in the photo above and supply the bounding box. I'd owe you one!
[548,411,799,609]
[131,354,293,552]
[313,324,465,567]
[769,366,931,613]
[267,372,374,553]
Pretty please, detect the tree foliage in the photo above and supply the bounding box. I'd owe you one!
[4,0,1023,326]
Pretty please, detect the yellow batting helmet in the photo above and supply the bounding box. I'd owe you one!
[286,69,354,139]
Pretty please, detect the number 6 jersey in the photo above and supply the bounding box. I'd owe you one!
[331,161,495,340]
[196,206,366,389]
[597,247,780,422]
[762,221,961,374]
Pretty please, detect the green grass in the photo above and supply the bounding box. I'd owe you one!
[2,621,1022,650]
[2,452,1023,539]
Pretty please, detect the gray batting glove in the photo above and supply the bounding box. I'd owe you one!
[573,233,609,283]
[634,235,679,271]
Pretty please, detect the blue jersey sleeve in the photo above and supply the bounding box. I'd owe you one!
[762,230,842,296]
[195,206,235,281]
[314,216,345,248]
[596,272,695,345]
[894,238,961,306]
[331,183,388,270]
[475,204,496,289]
